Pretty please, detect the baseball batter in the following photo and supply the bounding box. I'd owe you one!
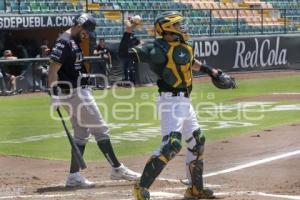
[48,13,140,187]
[119,11,222,199]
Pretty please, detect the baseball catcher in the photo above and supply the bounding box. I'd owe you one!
[119,11,236,200]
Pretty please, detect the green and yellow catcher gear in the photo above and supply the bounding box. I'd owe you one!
[155,11,189,42]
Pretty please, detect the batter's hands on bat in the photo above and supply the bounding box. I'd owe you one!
[47,86,61,111]
[50,96,61,111]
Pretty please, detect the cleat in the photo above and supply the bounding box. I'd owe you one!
[110,163,141,181]
[133,182,150,200]
[65,172,95,188]
[184,187,215,199]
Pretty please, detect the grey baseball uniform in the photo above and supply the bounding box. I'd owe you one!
[50,32,109,145]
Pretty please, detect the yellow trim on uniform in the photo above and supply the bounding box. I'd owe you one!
[131,48,141,63]
[165,42,194,87]
[166,41,183,87]
[181,63,192,86]
[158,155,169,164]
[181,43,193,86]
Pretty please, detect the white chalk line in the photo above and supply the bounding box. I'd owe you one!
[1,187,299,200]
[1,149,300,199]
[0,191,300,200]
[149,191,300,200]
[255,192,300,200]
[272,93,300,95]
[204,149,300,177]
[0,190,125,199]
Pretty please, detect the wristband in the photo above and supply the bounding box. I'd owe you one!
[48,86,59,96]
[200,64,214,76]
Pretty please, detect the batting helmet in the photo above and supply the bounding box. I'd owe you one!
[73,13,96,38]
[154,11,189,41]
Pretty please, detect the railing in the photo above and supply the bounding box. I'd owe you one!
[0,57,101,93]
[90,8,300,39]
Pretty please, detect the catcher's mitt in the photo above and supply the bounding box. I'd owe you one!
[211,70,237,89]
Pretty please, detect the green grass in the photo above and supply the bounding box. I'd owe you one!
[0,75,299,160]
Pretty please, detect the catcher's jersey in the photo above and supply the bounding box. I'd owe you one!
[50,32,89,89]
[130,38,194,93]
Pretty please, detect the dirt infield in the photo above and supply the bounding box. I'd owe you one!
[0,70,299,199]
[0,122,299,200]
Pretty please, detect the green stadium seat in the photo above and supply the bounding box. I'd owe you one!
[48,3,58,12]
[112,3,120,10]
[57,3,66,11]
[96,27,102,36]
[20,2,31,13]
[103,28,111,36]
[30,2,41,13]
[0,1,5,13]
[66,3,75,12]
[127,2,136,10]
[40,2,49,12]
[86,0,300,39]
[11,2,20,13]
[76,3,84,12]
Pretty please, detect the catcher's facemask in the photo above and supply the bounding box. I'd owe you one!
[155,11,189,41]
[211,70,237,89]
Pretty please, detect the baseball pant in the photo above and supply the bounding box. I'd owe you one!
[155,92,204,180]
[60,87,110,145]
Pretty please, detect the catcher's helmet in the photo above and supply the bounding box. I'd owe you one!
[155,11,189,41]
[73,13,96,38]
[212,71,237,89]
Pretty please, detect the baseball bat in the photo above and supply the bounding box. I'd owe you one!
[57,108,87,170]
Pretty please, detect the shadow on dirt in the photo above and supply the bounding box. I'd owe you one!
[35,181,136,194]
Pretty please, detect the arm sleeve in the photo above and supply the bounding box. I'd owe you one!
[50,40,68,64]
[129,43,153,64]
[118,32,133,58]
[119,32,152,64]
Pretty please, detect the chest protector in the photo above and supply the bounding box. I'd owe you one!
[155,40,194,89]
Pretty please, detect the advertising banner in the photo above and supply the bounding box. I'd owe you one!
[193,35,300,72]
[0,14,75,30]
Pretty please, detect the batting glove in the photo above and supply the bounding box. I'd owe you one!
[50,97,61,111]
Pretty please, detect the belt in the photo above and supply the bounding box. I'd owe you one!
[159,91,189,98]
[61,85,90,94]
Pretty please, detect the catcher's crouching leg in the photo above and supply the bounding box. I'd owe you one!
[184,128,215,199]
[134,132,182,200]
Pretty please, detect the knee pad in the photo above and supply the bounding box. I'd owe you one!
[187,128,205,158]
[161,131,182,162]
